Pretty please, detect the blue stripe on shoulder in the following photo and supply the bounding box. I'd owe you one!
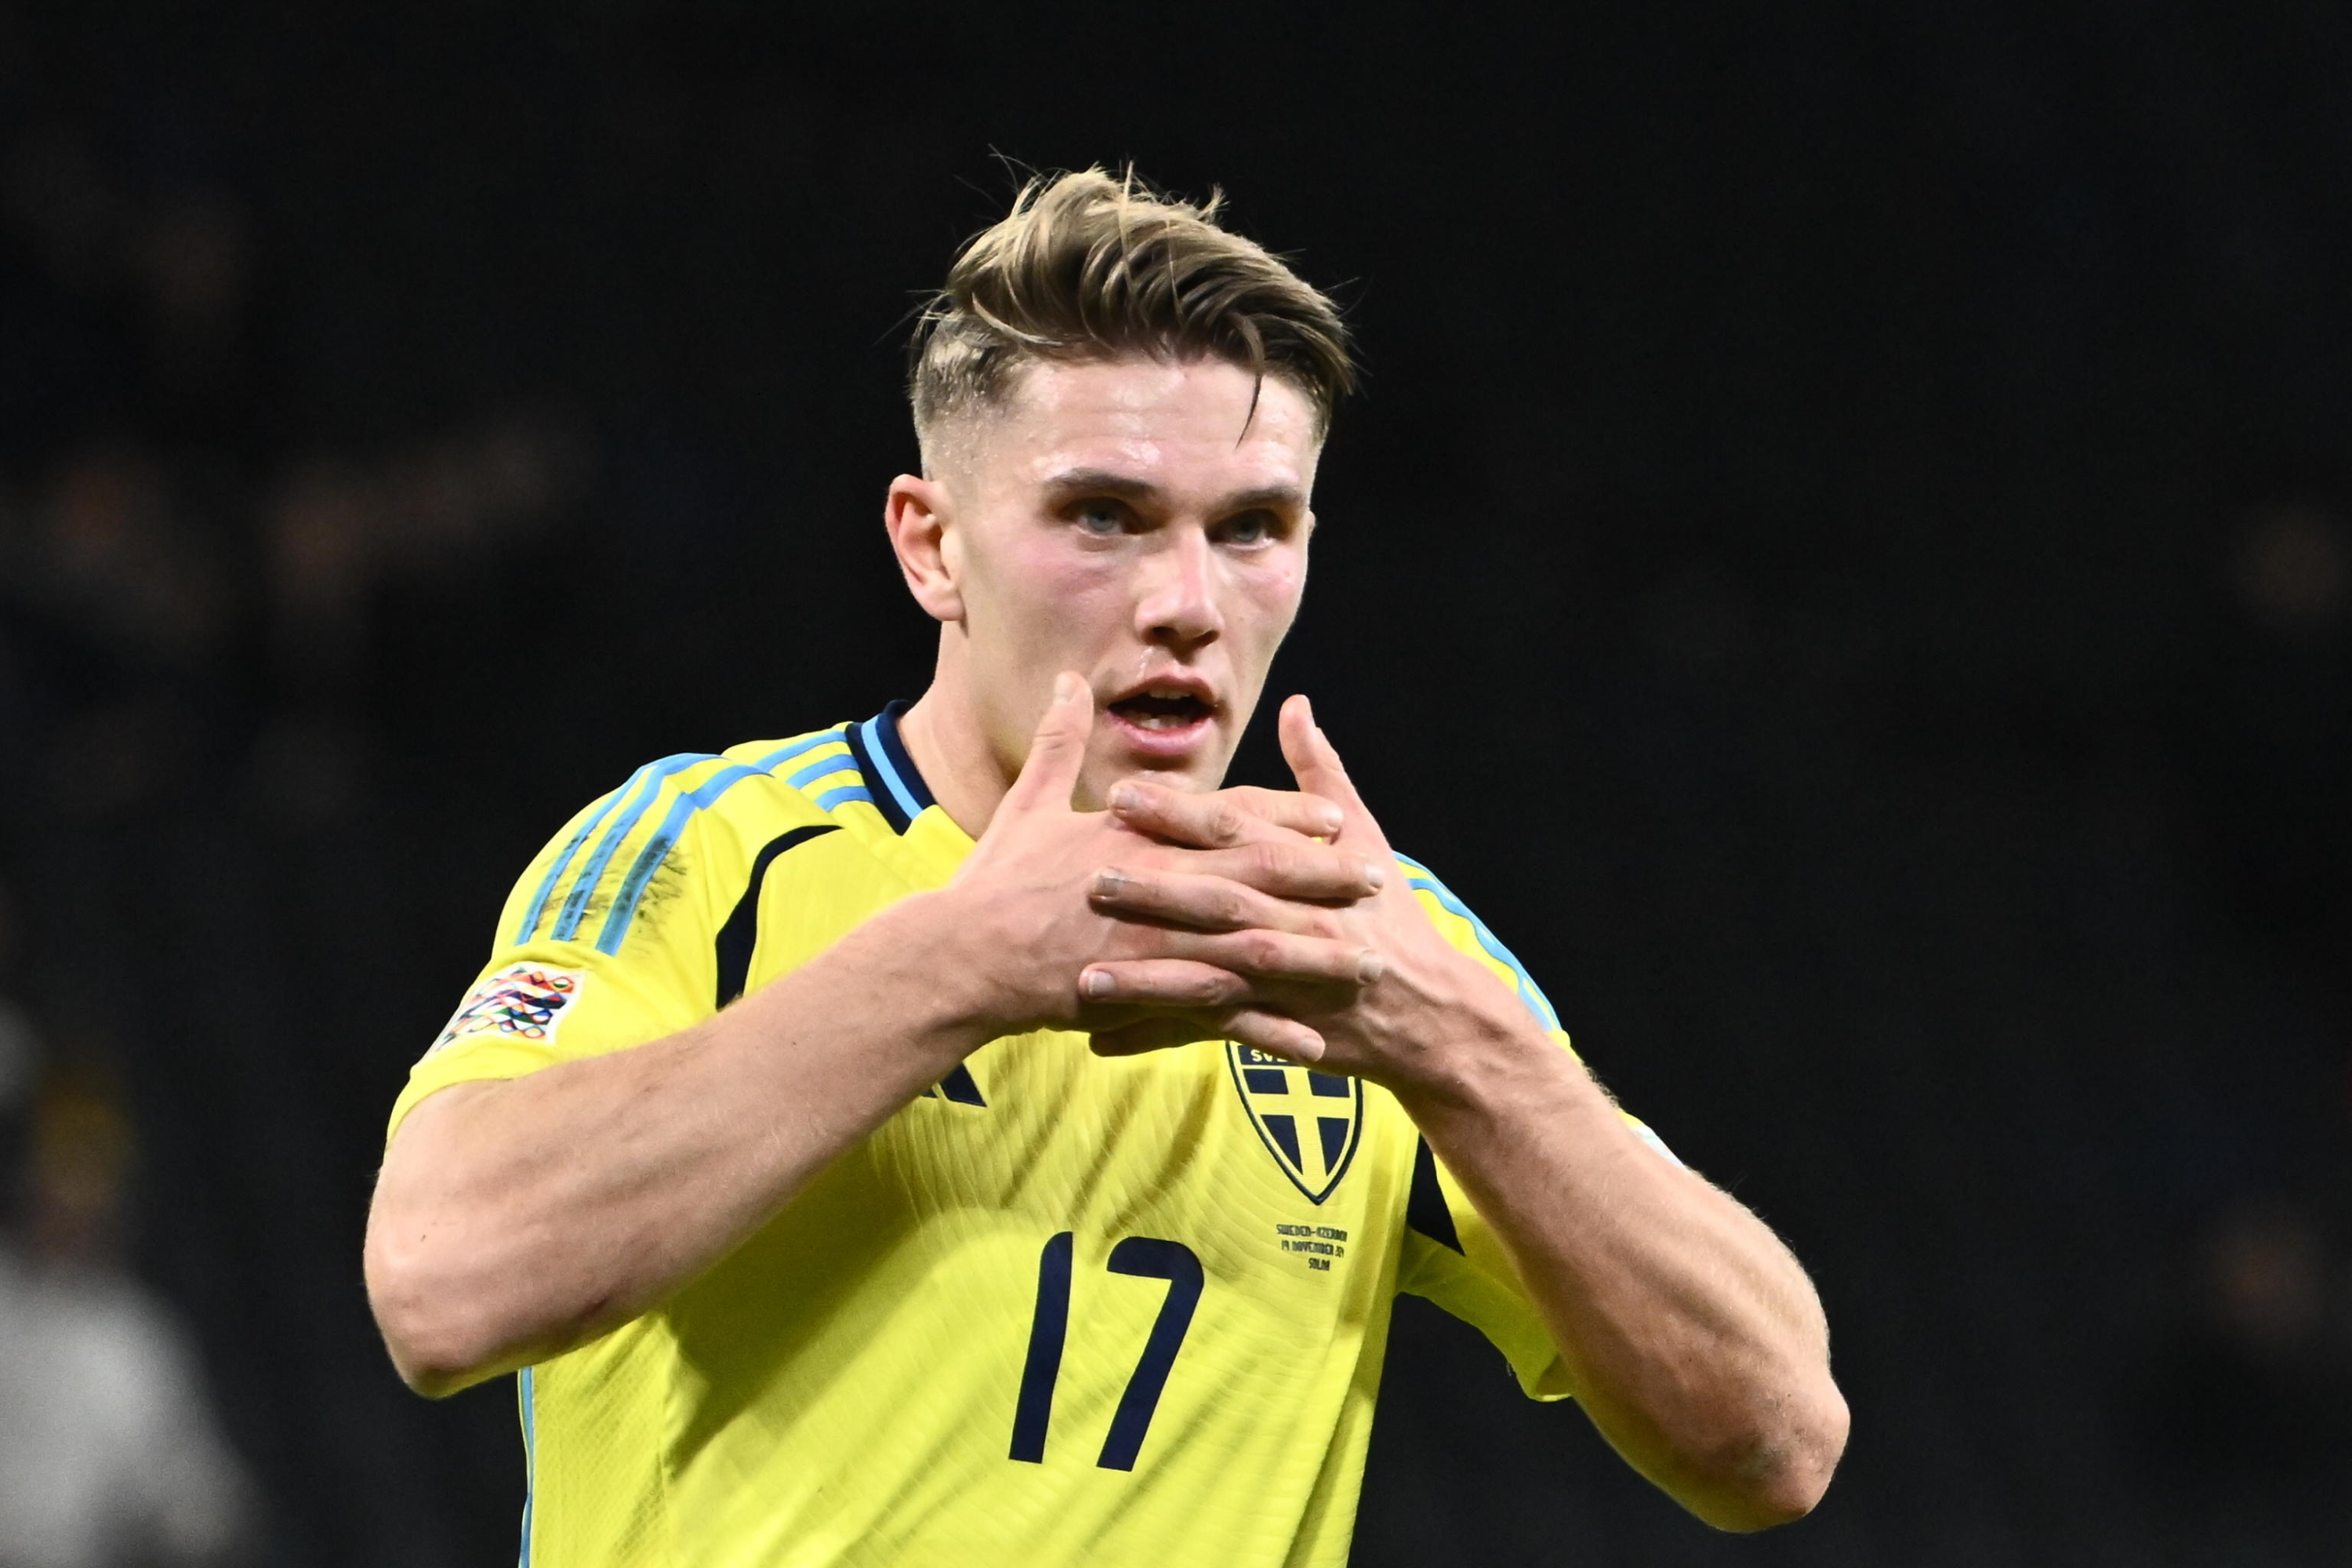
[594,760,782,954]
[550,753,718,942]
[754,728,845,772]
[788,750,858,789]
[514,779,635,945]
[521,731,851,952]
[1395,854,1562,1032]
[815,782,874,812]
[859,714,926,824]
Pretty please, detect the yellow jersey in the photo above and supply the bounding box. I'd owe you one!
[390,703,1668,1567]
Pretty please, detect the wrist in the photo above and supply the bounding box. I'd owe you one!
[884,884,1028,1044]
[850,887,1014,1062]
[1381,961,1595,1128]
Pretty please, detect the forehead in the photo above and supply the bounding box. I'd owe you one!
[974,356,1321,500]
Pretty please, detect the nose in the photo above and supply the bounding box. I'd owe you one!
[1134,526,1224,652]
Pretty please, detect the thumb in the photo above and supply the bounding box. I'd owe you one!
[1278,695,1383,845]
[1000,673,1094,817]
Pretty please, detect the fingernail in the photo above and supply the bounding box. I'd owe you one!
[1356,949,1385,984]
[1107,783,1140,812]
[1361,860,1385,890]
[1316,809,1343,834]
[1082,970,1115,998]
[1054,673,1081,706]
[1092,868,1127,897]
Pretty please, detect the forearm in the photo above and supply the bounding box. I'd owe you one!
[365,889,996,1396]
[1396,1011,1846,1530]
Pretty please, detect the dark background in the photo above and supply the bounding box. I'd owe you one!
[2,2,2350,1563]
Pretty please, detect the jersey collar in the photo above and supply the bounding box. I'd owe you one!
[843,701,937,836]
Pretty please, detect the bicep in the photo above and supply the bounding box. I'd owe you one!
[378,1079,503,1186]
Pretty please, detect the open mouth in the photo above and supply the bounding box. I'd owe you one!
[1108,690,1215,731]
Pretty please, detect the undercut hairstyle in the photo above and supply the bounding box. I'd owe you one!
[908,168,1356,466]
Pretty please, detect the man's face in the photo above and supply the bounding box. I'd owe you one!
[933,356,1319,807]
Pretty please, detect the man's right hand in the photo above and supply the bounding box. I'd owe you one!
[944,672,1385,1062]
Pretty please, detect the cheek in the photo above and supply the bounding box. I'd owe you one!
[1229,557,1307,647]
[971,533,1127,652]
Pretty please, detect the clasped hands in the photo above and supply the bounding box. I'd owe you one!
[952,673,1490,1080]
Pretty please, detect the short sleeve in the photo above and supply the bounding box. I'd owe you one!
[1388,855,1682,1402]
[387,755,806,1142]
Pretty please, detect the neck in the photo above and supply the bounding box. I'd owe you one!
[894,637,1014,840]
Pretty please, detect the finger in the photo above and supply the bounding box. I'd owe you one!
[1196,838,1385,901]
[1222,786,1347,841]
[1104,779,1260,850]
[1222,1009,1327,1063]
[1078,960,1252,1009]
[1092,859,1376,928]
[1090,1010,1326,1064]
[1092,867,1286,932]
[1108,779,1343,845]
[1276,695,1356,813]
[1278,696,1390,853]
[999,672,1093,818]
[1138,929,1381,988]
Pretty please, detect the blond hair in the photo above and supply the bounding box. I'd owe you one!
[909,168,1355,462]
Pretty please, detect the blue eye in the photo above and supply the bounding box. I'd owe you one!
[1073,500,1126,535]
[1223,510,1276,545]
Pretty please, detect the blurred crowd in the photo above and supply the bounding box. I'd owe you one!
[0,60,586,1566]
[0,963,251,1567]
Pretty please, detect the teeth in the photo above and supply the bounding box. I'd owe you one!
[1109,686,1210,731]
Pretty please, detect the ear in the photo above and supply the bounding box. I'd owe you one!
[884,474,964,623]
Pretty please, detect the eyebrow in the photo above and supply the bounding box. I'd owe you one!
[1040,467,1306,514]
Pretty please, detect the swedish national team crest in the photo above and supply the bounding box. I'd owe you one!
[1225,1043,1363,1203]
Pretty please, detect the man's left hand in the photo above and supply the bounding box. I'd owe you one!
[1080,694,1530,1091]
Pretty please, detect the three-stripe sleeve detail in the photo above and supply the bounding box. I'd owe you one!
[514,756,698,945]
[597,763,776,955]
[514,731,850,952]
[511,713,934,959]
[549,753,716,942]
[591,734,858,956]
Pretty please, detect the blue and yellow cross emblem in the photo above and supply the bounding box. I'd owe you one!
[1225,1043,1363,1203]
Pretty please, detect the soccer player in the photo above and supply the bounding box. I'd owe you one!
[365,169,1847,1566]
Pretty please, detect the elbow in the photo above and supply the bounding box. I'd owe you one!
[1682,1377,1851,1533]
[384,1335,488,1402]
[364,1217,510,1399]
